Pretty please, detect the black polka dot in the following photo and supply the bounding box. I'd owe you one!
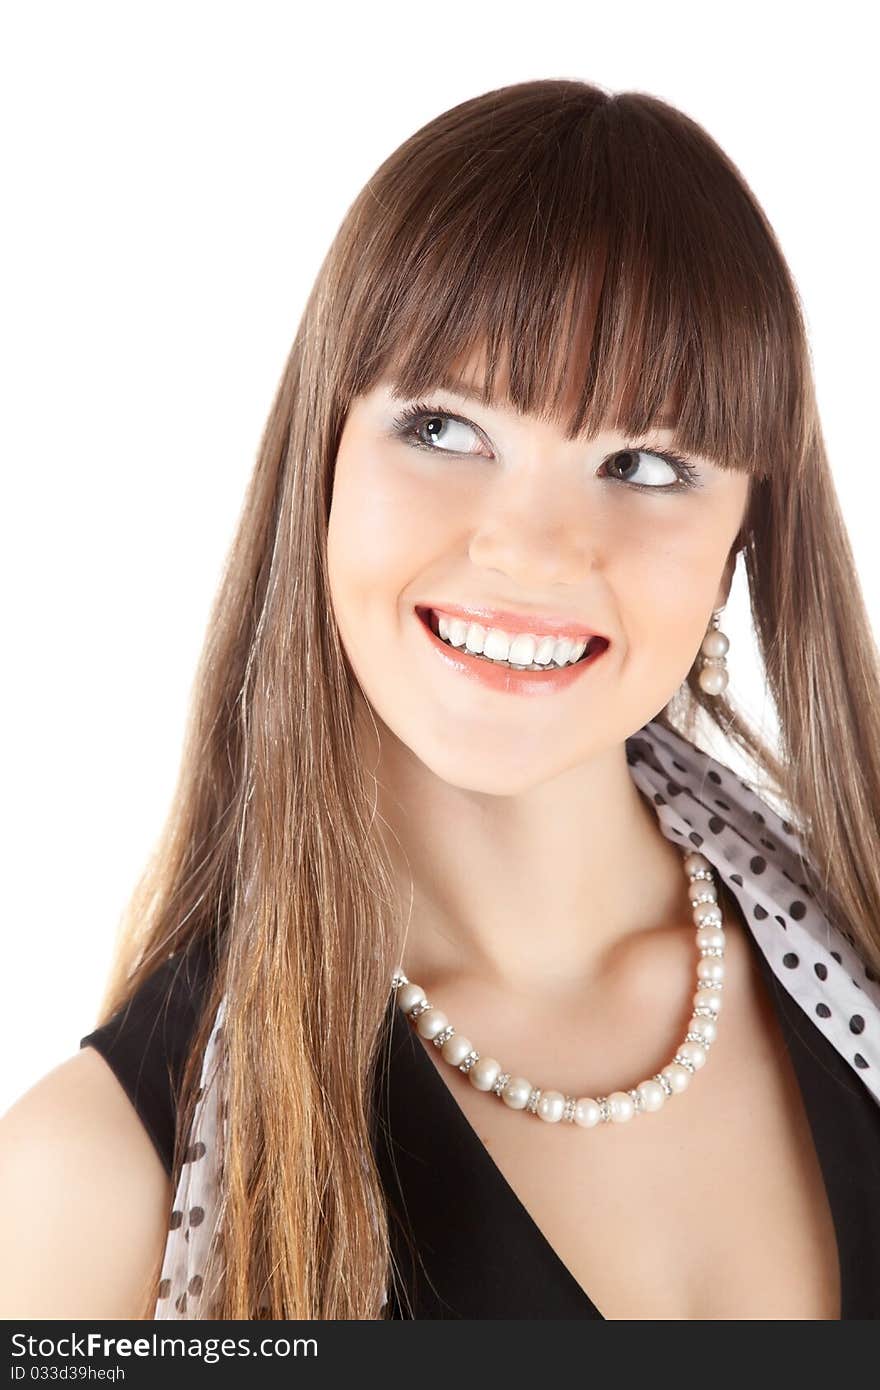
[666,781,682,796]
[714,800,730,811]
[760,839,777,852]
[158,1279,171,1298]
[851,978,862,991]
[188,1275,204,1296]
[751,811,765,825]
[708,816,726,834]
[689,832,703,847]
[866,966,878,984]
[707,770,722,784]
[816,1003,831,1019]
[774,915,787,928]
[781,820,792,833]
[850,1015,865,1034]
[189,1206,205,1226]
[782,868,794,883]
[789,901,806,920]
[782,952,799,968]
[170,1210,183,1230]
[682,816,693,828]
[653,793,666,805]
[673,760,687,772]
[753,904,768,920]
[854,1054,869,1068]
[750,856,766,875]
[730,873,743,886]
[814,962,828,980]
[831,951,842,964]
[184,1141,207,1164]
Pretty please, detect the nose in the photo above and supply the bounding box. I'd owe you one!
[468,495,596,588]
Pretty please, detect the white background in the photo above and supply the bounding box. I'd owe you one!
[2,1,877,1110]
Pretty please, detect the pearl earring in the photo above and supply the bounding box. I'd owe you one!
[697,609,730,696]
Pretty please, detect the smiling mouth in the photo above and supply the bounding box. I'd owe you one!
[415,606,609,671]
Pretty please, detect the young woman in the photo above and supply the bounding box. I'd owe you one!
[3,77,879,1322]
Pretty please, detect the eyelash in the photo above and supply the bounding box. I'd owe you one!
[389,400,703,493]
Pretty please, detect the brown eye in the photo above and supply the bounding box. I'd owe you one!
[601,447,698,491]
[413,413,483,453]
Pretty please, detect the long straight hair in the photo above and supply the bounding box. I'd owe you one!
[92,78,880,1318]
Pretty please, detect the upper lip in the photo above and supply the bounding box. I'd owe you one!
[417,602,610,643]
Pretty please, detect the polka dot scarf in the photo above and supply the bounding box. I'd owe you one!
[153,715,880,1318]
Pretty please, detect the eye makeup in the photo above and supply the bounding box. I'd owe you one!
[388,399,704,493]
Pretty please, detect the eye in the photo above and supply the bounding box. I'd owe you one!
[600,446,701,492]
[389,401,702,491]
[390,402,489,456]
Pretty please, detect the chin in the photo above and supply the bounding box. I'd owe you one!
[402,733,574,798]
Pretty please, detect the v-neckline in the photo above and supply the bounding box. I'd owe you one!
[379,905,875,1320]
[382,996,602,1317]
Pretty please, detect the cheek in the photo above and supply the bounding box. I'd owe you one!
[327,446,447,656]
[616,528,728,679]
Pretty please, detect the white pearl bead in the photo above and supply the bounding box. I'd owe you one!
[678,1040,708,1069]
[537,1090,566,1123]
[416,1008,448,1039]
[441,1033,474,1065]
[689,1015,718,1044]
[696,925,725,950]
[396,982,426,1014]
[697,957,725,984]
[608,1091,636,1123]
[502,1076,533,1109]
[661,1063,691,1093]
[689,882,718,905]
[701,629,729,658]
[693,902,722,927]
[684,851,711,875]
[636,1079,666,1112]
[574,1097,601,1128]
[469,1056,502,1092]
[698,665,729,695]
[694,988,722,1014]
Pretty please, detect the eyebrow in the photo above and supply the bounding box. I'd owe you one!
[388,376,679,430]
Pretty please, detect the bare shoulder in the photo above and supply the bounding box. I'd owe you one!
[0,1046,172,1319]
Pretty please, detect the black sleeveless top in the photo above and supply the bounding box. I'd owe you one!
[81,923,880,1318]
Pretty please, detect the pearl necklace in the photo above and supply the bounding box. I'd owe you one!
[391,849,725,1126]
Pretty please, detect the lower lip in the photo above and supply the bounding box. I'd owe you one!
[414,607,610,697]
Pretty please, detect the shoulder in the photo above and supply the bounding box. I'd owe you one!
[0,1045,172,1318]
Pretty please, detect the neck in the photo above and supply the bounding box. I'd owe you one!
[367,719,695,1000]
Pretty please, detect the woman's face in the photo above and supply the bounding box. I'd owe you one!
[327,368,750,796]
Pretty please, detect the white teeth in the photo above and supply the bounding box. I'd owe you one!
[433,611,593,668]
[508,632,539,665]
[534,635,558,665]
[483,628,512,661]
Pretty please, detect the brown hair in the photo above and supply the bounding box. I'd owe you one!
[92,77,880,1318]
